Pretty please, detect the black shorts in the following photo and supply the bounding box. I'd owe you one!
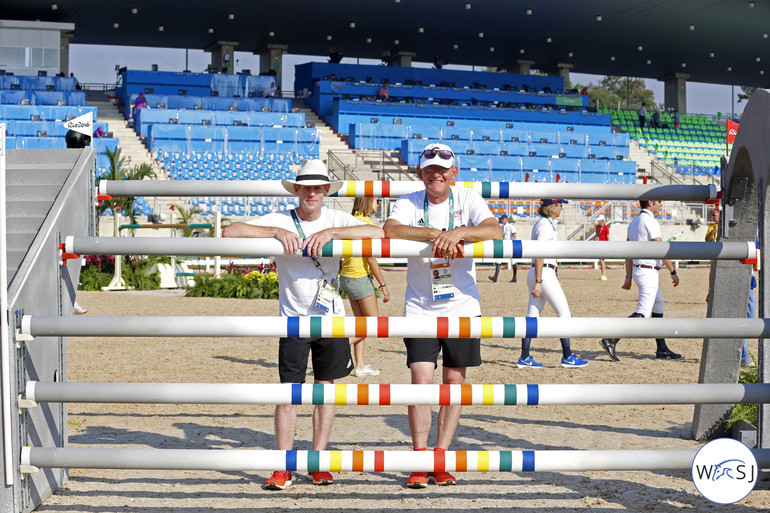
[404,337,482,369]
[278,337,353,383]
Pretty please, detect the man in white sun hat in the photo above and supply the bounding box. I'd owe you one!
[224,159,384,490]
[384,142,502,488]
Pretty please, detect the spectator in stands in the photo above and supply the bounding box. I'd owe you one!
[637,103,648,130]
[70,73,82,90]
[222,160,384,491]
[595,214,610,280]
[580,87,589,96]
[268,82,277,98]
[133,92,148,118]
[378,82,390,100]
[674,110,681,131]
[93,126,105,138]
[383,142,502,488]
[651,110,661,128]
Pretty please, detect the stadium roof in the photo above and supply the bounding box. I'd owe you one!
[5,0,770,87]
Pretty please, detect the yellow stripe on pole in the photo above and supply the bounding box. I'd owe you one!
[346,181,357,197]
[478,450,490,471]
[482,384,495,405]
[480,317,494,338]
[332,317,346,338]
[342,239,354,258]
[334,384,347,405]
[330,450,343,471]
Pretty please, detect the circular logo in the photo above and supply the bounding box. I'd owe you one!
[692,438,758,504]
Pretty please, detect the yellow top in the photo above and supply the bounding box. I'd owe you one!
[339,213,373,278]
[705,222,718,242]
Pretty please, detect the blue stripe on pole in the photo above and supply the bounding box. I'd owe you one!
[286,450,297,471]
[287,317,300,338]
[525,317,537,338]
[291,383,302,405]
[512,240,523,258]
[526,384,539,405]
[522,450,535,472]
[499,182,509,199]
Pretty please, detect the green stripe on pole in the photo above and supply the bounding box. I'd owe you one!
[189,223,213,229]
[310,317,323,337]
[321,242,333,257]
[503,384,517,405]
[481,182,492,198]
[493,239,504,258]
[502,317,516,338]
[312,384,324,405]
[308,450,320,471]
[499,450,513,471]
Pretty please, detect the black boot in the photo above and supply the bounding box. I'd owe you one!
[601,312,643,361]
[651,312,682,359]
[510,263,518,282]
[489,263,501,282]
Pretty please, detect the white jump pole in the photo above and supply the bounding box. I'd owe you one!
[19,447,770,473]
[20,315,770,339]
[98,180,718,201]
[23,382,770,406]
[63,237,755,260]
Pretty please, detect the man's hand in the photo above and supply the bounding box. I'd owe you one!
[274,228,302,254]
[301,229,334,257]
[671,273,680,287]
[621,275,633,290]
[431,228,465,260]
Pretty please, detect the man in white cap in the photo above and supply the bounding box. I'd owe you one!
[383,142,502,488]
[595,214,610,280]
[224,159,384,490]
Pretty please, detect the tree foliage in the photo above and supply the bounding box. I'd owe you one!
[570,76,658,111]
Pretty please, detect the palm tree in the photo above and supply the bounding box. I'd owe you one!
[97,148,155,236]
[173,203,202,237]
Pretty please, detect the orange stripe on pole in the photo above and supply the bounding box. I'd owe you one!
[456,450,468,472]
[362,238,372,258]
[357,383,369,405]
[352,450,364,471]
[364,181,374,197]
[461,384,473,405]
[459,317,471,338]
[355,316,367,338]
[437,318,449,338]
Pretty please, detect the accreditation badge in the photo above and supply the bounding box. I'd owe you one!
[430,261,455,301]
[314,278,336,313]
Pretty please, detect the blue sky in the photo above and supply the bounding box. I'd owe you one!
[70,44,747,118]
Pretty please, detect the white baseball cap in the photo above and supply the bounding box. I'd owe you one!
[419,143,455,169]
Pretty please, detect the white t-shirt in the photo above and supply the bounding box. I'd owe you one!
[502,222,516,240]
[627,209,662,267]
[387,186,494,317]
[246,208,363,316]
[530,215,559,267]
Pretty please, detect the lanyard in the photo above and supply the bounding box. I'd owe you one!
[423,189,454,230]
[290,209,325,276]
[640,209,652,217]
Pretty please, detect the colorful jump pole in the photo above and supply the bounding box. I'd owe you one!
[21,315,770,339]
[23,382,770,406]
[63,236,755,260]
[19,447,770,473]
[98,180,718,201]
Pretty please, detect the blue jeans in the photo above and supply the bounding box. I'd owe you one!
[742,287,756,361]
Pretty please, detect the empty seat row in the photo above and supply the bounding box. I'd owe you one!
[0,75,78,91]
[127,94,289,118]
[0,90,85,106]
[0,105,96,121]
[135,108,305,137]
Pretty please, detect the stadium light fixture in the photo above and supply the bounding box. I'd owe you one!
[327,35,332,40]
[366,37,372,43]
[131,7,138,14]
[568,52,573,57]
[350,22,356,29]
[637,45,643,51]
[208,27,214,33]
[113,22,119,29]
[757,57,762,62]
[749,1,755,7]
[761,70,765,75]
[478,32,484,38]
[610,56,615,61]
[269,31,274,37]
[681,62,687,68]
[727,66,732,71]
[51,3,57,10]
[520,48,525,54]
[764,33,768,39]
[394,39,400,45]
[709,52,715,57]
[596,15,602,22]
[646,59,651,65]
[228,13,235,20]
[526,9,533,15]
[466,3,472,9]
[158,26,164,32]
[689,24,695,31]
[546,37,552,43]
[489,46,495,52]
[418,27,424,33]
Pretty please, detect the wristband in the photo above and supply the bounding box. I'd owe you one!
[625,274,632,279]
[670,270,677,275]
[379,284,387,289]
[536,280,543,283]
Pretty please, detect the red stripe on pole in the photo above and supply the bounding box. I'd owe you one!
[382,180,390,198]
[379,384,391,405]
[434,449,446,472]
[439,384,451,405]
[381,238,390,258]
[437,318,449,338]
[374,451,385,472]
[377,316,388,338]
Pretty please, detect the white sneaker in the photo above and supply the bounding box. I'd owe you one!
[73,302,87,315]
[354,365,380,377]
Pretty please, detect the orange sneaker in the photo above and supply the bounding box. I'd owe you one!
[429,471,456,485]
[265,471,292,490]
[406,471,429,488]
[310,471,333,485]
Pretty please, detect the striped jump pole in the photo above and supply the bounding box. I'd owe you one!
[23,382,770,406]
[21,315,770,339]
[98,180,718,201]
[63,237,755,260]
[19,447,770,473]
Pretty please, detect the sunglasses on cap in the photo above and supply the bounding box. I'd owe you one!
[421,147,454,160]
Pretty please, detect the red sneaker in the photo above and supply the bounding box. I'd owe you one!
[265,471,292,490]
[429,471,456,485]
[406,471,429,488]
[311,471,333,485]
